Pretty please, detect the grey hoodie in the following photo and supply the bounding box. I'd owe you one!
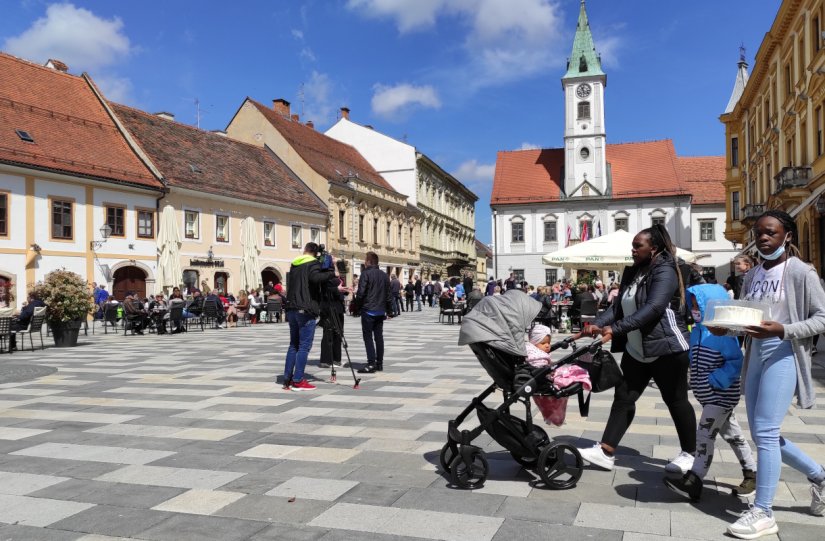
[741,256,825,408]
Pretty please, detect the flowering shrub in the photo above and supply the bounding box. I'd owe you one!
[30,269,93,323]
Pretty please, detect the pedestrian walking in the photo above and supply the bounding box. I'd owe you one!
[355,252,393,374]
[390,274,403,316]
[414,275,423,311]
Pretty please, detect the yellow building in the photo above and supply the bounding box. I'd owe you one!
[226,99,421,282]
[722,0,825,272]
[111,103,328,294]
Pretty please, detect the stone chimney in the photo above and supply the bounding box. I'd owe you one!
[291,114,300,122]
[45,59,68,72]
[340,107,350,120]
[306,121,314,129]
[155,111,175,121]
[272,98,290,116]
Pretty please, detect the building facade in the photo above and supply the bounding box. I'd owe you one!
[491,2,733,286]
[226,99,421,282]
[0,53,164,306]
[721,0,825,273]
[111,103,328,295]
[325,112,478,279]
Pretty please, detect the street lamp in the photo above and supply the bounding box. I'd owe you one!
[347,180,357,280]
[90,224,112,251]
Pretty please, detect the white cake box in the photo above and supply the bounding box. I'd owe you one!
[702,299,772,334]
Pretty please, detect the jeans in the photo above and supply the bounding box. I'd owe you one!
[361,313,384,366]
[602,351,696,452]
[747,338,825,512]
[284,310,317,383]
[415,294,422,311]
[692,405,755,478]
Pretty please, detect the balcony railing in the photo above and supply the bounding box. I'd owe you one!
[741,204,765,222]
[774,166,811,193]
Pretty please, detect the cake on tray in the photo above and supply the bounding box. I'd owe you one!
[706,305,763,326]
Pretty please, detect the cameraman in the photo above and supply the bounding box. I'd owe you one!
[355,251,393,374]
[282,242,335,391]
[319,263,350,369]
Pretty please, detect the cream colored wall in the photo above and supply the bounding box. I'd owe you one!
[160,190,326,295]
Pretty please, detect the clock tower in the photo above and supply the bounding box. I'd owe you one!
[562,0,607,198]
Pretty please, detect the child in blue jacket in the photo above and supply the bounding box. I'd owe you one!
[664,284,756,501]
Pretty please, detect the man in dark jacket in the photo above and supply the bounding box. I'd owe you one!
[319,272,348,369]
[463,273,474,299]
[283,242,335,391]
[10,293,46,350]
[414,275,423,311]
[389,274,402,316]
[356,251,393,374]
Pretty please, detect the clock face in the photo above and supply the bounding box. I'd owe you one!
[576,84,592,99]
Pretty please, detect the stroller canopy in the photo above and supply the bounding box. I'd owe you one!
[458,290,542,356]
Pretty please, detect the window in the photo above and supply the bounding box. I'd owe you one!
[699,220,715,241]
[372,218,378,244]
[544,220,557,242]
[577,101,590,119]
[215,215,229,243]
[409,226,414,247]
[785,63,792,99]
[651,216,666,227]
[815,16,822,53]
[545,269,557,285]
[580,147,590,160]
[264,221,276,247]
[51,199,73,240]
[817,107,823,157]
[184,210,199,239]
[15,129,34,143]
[291,225,302,249]
[0,193,7,237]
[731,136,739,167]
[338,210,346,239]
[386,223,391,246]
[513,269,525,282]
[397,225,402,248]
[137,209,154,239]
[579,219,592,240]
[310,227,320,244]
[511,222,524,242]
[359,215,365,242]
[614,217,628,232]
[730,192,742,221]
[105,205,125,237]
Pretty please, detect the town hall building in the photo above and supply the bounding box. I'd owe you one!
[491,1,735,286]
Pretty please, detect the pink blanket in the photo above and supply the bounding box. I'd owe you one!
[533,364,591,426]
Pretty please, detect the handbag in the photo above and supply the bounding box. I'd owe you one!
[576,349,623,417]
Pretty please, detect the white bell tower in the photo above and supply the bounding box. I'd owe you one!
[562,0,607,198]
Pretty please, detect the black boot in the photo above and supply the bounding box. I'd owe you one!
[357,364,377,374]
[376,363,383,371]
[733,469,756,497]
[664,470,703,502]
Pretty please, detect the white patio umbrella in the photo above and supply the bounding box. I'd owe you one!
[542,229,696,270]
[240,216,261,291]
[156,205,182,294]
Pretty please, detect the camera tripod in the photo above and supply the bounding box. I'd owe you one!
[322,305,361,389]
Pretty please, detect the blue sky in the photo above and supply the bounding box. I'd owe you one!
[2,1,779,242]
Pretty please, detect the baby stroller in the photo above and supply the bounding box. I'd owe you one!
[443,291,602,490]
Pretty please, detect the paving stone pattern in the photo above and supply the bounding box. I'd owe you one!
[0,309,823,540]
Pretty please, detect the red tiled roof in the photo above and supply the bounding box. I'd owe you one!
[247,99,397,193]
[491,139,690,205]
[677,156,726,205]
[111,103,327,215]
[0,52,161,189]
[475,239,492,257]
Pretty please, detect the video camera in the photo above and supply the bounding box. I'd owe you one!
[316,244,334,270]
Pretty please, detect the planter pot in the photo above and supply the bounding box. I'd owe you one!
[50,320,83,348]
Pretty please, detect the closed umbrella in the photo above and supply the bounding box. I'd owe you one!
[542,229,696,271]
[156,205,182,294]
[240,216,261,291]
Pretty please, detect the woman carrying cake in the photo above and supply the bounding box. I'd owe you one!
[716,209,825,540]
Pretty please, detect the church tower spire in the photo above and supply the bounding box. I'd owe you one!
[724,45,750,114]
[562,0,607,198]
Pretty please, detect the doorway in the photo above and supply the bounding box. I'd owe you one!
[261,268,281,290]
[214,272,228,294]
[112,266,147,300]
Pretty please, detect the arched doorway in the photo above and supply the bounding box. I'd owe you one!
[261,267,281,289]
[214,272,229,294]
[112,266,147,300]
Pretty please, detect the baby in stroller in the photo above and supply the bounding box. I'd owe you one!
[526,324,591,426]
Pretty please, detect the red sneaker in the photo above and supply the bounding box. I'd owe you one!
[291,379,316,392]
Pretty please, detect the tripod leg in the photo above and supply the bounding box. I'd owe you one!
[326,309,360,389]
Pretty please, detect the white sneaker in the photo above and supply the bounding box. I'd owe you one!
[665,451,694,474]
[578,443,615,471]
[811,478,825,516]
[727,507,778,539]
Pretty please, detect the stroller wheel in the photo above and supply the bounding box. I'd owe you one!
[537,443,583,490]
[450,448,488,489]
[439,443,457,474]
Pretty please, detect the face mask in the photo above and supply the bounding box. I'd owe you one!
[757,235,790,261]
[690,309,702,323]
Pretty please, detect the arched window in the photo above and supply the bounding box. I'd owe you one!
[510,215,525,243]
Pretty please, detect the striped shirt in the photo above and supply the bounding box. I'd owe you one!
[689,343,741,408]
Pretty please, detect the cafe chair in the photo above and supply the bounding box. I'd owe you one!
[16,307,47,351]
[574,298,599,332]
[103,304,121,335]
[438,297,462,325]
[202,299,222,329]
[265,299,282,323]
[0,316,12,354]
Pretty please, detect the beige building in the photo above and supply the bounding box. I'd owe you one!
[722,0,825,272]
[111,103,328,294]
[475,239,493,287]
[226,99,421,282]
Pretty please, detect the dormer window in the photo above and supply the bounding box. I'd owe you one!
[579,55,588,72]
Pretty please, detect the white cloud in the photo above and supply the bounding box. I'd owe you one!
[371,83,441,119]
[453,159,495,186]
[520,142,541,150]
[300,47,317,62]
[346,0,447,33]
[3,3,132,71]
[95,75,132,103]
[291,28,304,40]
[302,71,335,126]
[594,34,622,69]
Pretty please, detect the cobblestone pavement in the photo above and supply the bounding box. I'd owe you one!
[0,309,822,540]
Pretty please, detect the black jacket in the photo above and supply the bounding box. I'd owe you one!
[356,266,393,314]
[594,250,690,358]
[320,276,347,316]
[286,255,334,317]
[17,298,45,328]
[414,279,422,295]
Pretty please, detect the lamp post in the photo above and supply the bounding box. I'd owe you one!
[347,180,357,281]
[90,224,112,251]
